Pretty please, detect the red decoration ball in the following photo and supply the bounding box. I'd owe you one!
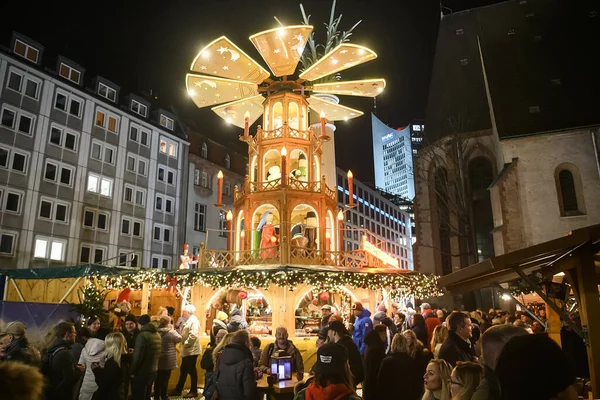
[238,291,248,300]
[319,292,330,301]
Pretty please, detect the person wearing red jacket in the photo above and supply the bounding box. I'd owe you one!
[420,303,441,350]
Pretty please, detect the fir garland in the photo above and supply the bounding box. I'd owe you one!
[97,268,442,299]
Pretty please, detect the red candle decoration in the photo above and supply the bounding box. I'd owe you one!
[319,292,330,301]
[238,290,248,300]
[347,170,354,205]
[281,147,287,185]
[226,210,233,251]
[244,111,250,137]
[217,170,224,205]
[337,210,344,252]
[320,111,327,137]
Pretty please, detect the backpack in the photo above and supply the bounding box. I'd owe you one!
[41,345,69,377]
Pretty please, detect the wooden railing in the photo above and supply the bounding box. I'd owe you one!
[257,124,314,142]
[234,177,336,202]
[202,246,281,269]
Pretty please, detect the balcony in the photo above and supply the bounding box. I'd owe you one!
[256,124,315,142]
[234,177,337,202]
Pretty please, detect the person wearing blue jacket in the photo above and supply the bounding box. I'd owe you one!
[351,302,373,355]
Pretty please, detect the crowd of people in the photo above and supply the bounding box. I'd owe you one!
[0,299,590,400]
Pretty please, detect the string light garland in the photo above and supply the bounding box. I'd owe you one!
[96,268,442,299]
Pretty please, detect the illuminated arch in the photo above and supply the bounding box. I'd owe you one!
[205,287,270,311]
[294,285,359,311]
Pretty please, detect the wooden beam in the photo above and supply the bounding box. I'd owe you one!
[141,283,150,315]
[59,277,82,304]
[574,245,600,397]
[10,278,25,302]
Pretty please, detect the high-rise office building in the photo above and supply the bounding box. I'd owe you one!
[372,113,415,200]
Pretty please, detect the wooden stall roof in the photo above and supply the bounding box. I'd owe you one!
[438,224,600,294]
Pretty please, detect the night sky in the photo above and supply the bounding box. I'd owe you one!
[0,0,504,184]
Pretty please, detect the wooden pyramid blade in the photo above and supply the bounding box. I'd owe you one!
[312,78,386,98]
[299,44,377,82]
[307,96,364,121]
[211,95,265,128]
[249,25,313,77]
[190,36,270,84]
[186,74,259,108]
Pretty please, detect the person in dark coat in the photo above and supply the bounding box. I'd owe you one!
[362,325,387,400]
[227,306,249,332]
[215,330,258,400]
[411,314,429,348]
[0,321,39,366]
[210,311,229,346]
[42,322,82,400]
[122,314,140,351]
[438,311,477,367]
[327,320,365,386]
[305,304,333,334]
[377,333,424,400]
[130,314,161,400]
[402,329,433,378]
[70,327,91,365]
[91,332,127,400]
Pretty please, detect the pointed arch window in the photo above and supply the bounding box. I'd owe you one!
[225,154,231,169]
[555,164,585,216]
[201,142,208,159]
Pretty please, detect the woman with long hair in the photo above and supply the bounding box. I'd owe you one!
[378,333,425,400]
[92,332,127,400]
[202,332,235,400]
[403,329,433,377]
[412,314,429,346]
[294,343,360,400]
[431,325,449,359]
[449,362,483,400]
[422,359,452,400]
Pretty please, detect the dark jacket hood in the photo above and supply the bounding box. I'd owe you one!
[141,323,158,333]
[220,343,253,366]
[363,329,383,346]
[49,338,73,352]
[231,308,242,317]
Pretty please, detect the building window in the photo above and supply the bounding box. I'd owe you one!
[80,244,106,264]
[224,181,231,196]
[153,224,172,244]
[14,39,39,63]
[0,186,23,214]
[98,82,117,102]
[121,217,143,237]
[54,91,82,118]
[0,145,27,174]
[83,209,109,231]
[131,100,147,117]
[123,184,146,206]
[44,159,73,186]
[126,153,148,176]
[49,125,78,151]
[225,154,231,169]
[201,171,208,188]
[39,197,70,224]
[219,210,227,237]
[155,194,174,214]
[201,142,208,159]
[87,173,113,197]
[1,105,35,136]
[129,124,149,146]
[0,231,17,256]
[508,29,516,35]
[118,250,139,267]
[194,203,206,231]
[160,114,174,130]
[194,169,200,185]
[95,109,119,133]
[151,255,170,269]
[90,140,116,164]
[556,165,585,217]
[6,68,40,99]
[34,236,66,261]
[159,137,178,158]
[59,63,81,84]
[157,166,176,185]
[460,59,469,66]
[455,29,464,35]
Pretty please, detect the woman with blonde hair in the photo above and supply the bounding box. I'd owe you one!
[203,332,235,400]
[422,359,452,400]
[403,329,433,377]
[431,325,449,359]
[92,332,127,400]
[377,333,424,400]
[449,361,483,400]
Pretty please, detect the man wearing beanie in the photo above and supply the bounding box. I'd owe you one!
[130,314,161,400]
[496,334,578,400]
[122,314,139,350]
[351,302,373,355]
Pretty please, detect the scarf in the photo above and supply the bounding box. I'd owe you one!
[305,383,353,400]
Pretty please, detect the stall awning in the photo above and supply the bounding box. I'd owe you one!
[0,264,137,279]
[437,224,600,294]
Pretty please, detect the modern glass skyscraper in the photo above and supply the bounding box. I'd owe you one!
[372,113,414,200]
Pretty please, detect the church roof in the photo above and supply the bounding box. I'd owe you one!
[424,0,600,142]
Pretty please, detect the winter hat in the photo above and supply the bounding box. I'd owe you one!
[328,320,349,336]
[125,314,137,324]
[351,302,364,312]
[216,311,228,321]
[321,304,332,311]
[138,314,151,326]
[0,321,26,337]
[377,304,387,312]
[496,334,575,400]
[313,342,348,374]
